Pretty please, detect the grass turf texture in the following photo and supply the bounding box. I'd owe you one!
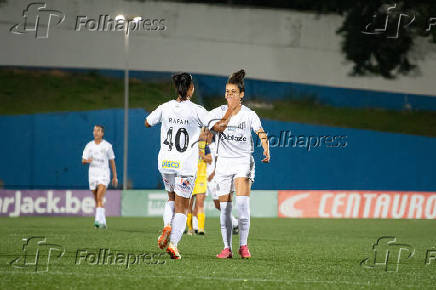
[1,68,436,137]
[1,217,436,289]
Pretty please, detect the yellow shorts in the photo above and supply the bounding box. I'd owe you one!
[192,176,207,195]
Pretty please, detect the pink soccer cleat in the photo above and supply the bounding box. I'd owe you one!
[216,248,233,259]
[238,245,251,259]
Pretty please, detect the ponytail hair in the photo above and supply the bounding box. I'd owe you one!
[227,69,245,93]
[172,72,193,101]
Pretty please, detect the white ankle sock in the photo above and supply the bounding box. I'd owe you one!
[237,196,250,246]
[96,207,104,224]
[170,213,187,247]
[100,208,106,225]
[163,201,175,226]
[220,202,233,250]
[95,207,100,223]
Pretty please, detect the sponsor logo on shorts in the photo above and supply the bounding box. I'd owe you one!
[161,160,180,169]
[178,178,192,192]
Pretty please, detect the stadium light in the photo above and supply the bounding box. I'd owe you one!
[120,15,143,190]
[115,14,125,21]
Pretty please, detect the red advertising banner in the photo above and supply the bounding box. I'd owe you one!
[278,191,436,219]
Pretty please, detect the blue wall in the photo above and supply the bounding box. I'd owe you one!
[0,109,435,190]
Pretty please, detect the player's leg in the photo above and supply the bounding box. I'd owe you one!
[95,184,108,229]
[192,197,199,233]
[166,176,195,259]
[216,190,233,258]
[91,184,99,228]
[196,193,206,235]
[162,174,176,227]
[158,174,176,249]
[234,178,252,258]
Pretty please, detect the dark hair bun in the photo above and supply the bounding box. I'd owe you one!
[229,69,245,83]
[172,72,193,101]
[227,69,246,92]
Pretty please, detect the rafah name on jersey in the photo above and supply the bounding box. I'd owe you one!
[168,117,189,125]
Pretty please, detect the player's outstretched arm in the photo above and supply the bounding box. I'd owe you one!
[82,158,92,164]
[207,171,215,182]
[256,128,270,163]
[201,152,213,164]
[211,96,240,132]
[110,159,118,187]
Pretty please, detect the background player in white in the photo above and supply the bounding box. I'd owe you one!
[82,125,118,229]
[209,69,270,259]
[145,72,209,259]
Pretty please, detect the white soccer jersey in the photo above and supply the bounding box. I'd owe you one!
[146,100,209,176]
[208,105,262,159]
[82,140,115,183]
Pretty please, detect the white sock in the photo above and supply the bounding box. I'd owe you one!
[100,208,106,225]
[231,215,238,228]
[96,207,104,223]
[220,202,233,250]
[170,213,187,247]
[193,216,198,231]
[95,207,100,223]
[163,201,175,226]
[237,196,250,246]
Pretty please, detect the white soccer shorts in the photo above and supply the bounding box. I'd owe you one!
[214,156,255,197]
[161,173,196,198]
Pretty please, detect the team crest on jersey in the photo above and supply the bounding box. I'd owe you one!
[237,122,246,130]
[162,160,180,168]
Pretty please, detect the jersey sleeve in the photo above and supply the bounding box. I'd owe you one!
[250,111,262,132]
[196,105,209,128]
[82,143,90,160]
[146,104,163,126]
[107,144,115,160]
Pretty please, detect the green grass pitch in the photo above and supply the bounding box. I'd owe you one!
[1,217,436,289]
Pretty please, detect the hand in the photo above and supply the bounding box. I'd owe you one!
[261,150,270,163]
[112,177,118,188]
[227,95,241,111]
[208,171,215,182]
[86,158,93,164]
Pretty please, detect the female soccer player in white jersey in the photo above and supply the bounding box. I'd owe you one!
[207,131,239,234]
[82,125,118,229]
[209,69,270,259]
[145,73,209,259]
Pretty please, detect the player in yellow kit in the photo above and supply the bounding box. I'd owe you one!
[187,128,212,235]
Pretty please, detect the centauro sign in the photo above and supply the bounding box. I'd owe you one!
[278,190,436,219]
